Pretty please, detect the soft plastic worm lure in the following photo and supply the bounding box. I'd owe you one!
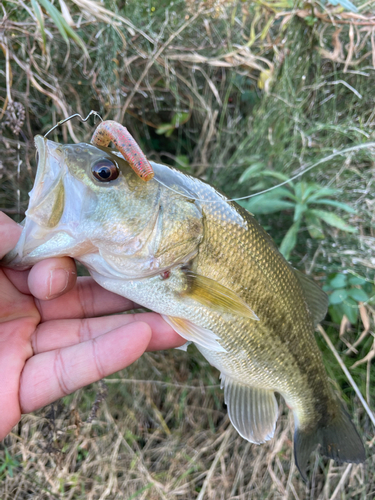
[90,120,154,181]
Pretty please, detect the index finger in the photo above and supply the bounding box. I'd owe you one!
[36,277,140,321]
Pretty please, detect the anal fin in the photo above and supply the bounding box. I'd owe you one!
[221,374,278,444]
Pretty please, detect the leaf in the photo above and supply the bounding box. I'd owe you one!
[247,180,269,192]
[309,209,357,233]
[294,203,307,223]
[38,0,69,45]
[329,288,348,305]
[172,112,190,127]
[31,0,47,49]
[58,0,74,26]
[328,304,345,324]
[260,15,275,40]
[260,170,291,182]
[156,123,175,135]
[307,188,338,201]
[348,275,367,286]
[165,127,175,137]
[257,69,272,90]
[304,15,318,26]
[329,274,347,289]
[305,213,325,239]
[312,199,356,213]
[279,221,300,260]
[348,288,369,302]
[37,0,88,57]
[239,191,295,214]
[325,0,358,13]
[269,186,294,198]
[300,182,320,202]
[175,155,190,168]
[341,297,358,324]
[238,163,265,183]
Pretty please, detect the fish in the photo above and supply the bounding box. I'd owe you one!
[2,133,365,479]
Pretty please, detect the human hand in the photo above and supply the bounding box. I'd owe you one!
[0,212,185,441]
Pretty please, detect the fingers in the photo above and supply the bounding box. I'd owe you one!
[0,212,22,259]
[32,312,185,354]
[19,321,152,413]
[3,256,77,298]
[1,211,77,300]
[27,257,77,300]
[36,277,138,321]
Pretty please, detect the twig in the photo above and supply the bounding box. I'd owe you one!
[0,39,12,121]
[102,401,169,500]
[317,324,375,428]
[196,428,231,500]
[103,377,220,390]
[328,463,352,500]
[120,9,203,122]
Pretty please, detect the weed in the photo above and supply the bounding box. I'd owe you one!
[238,177,358,259]
[0,448,20,480]
[323,273,375,324]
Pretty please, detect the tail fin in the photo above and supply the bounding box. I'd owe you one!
[294,405,365,481]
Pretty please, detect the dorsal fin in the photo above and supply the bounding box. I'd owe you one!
[182,271,259,321]
[294,269,328,326]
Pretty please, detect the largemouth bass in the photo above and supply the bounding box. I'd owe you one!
[3,134,365,479]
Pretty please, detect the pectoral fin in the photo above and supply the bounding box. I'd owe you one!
[182,271,258,321]
[163,315,226,352]
[220,374,278,444]
[175,341,191,352]
[294,269,328,326]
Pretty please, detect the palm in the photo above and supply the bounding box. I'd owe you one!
[0,268,39,436]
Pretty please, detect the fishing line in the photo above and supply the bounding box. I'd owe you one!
[42,113,375,205]
[154,142,375,203]
[44,110,103,138]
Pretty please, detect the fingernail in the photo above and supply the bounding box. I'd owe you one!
[48,268,70,299]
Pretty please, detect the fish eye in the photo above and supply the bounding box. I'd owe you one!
[92,158,119,182]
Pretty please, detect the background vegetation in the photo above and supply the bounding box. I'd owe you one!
[1,0,375,498]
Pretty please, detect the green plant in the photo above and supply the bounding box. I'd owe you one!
[0,448,21,480]
[238,173,357,259]
[321,0,357,13]
[323,273,374,324]
[31,0,88,56]
[156,112,190,138]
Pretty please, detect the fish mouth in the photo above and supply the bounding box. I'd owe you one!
[22,136,65,249]
[27,136,64,221]
[2,136,67,267]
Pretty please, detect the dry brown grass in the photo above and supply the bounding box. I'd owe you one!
[0,347,373,499]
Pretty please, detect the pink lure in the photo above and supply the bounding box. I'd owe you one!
[90,121,154,181]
